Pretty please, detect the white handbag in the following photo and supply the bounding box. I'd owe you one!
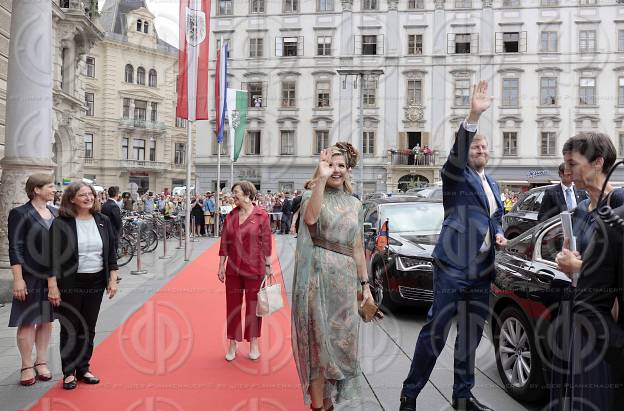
[256,274,284,317]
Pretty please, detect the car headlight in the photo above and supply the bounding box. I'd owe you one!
[396,257,433,271]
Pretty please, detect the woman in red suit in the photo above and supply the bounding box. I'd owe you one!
[218,181,272,361]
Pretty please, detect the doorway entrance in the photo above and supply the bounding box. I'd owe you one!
[129,176,149,195]
[407,132,421,149]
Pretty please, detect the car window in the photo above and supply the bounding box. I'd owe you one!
[528,191,545,212]
[517,192,538,211]
[379,202,444,232]
[508,230,534,259]
[366,210,378,227]
[538,224,563,263]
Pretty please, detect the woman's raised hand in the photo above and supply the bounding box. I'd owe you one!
[318,148,333,179]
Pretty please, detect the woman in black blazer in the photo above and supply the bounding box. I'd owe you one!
[47,182,118,390]
[8,173,57,386]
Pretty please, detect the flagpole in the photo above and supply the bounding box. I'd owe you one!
[185,121,192,261]
[230,160,234,189]
[216,143,221,236]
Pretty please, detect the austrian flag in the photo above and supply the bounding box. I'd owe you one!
[176,0,211,121]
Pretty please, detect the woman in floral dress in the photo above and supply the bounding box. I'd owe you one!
[291,143,374,411]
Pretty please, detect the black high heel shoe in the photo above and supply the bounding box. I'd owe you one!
[63,374,77,390]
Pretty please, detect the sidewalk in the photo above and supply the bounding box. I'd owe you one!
[0,236,218,411]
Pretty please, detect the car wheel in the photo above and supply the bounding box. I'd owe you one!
[494,305,546,402]
[372,264,397,312]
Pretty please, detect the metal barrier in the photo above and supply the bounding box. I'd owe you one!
[159,218,170,260]
[130,223,147,275]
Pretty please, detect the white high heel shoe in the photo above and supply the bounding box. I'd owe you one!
[225,344,237,361]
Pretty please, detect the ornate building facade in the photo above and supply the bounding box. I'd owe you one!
[89,0,195,194]
[197,0,624,194]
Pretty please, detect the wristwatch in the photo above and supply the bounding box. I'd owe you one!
[360,280,369,286]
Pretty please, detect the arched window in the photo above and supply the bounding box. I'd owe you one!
[137,67,146,85]
[149,69,157,87]
[144,21,149,34]
[125,64,134,83]
[136,19,142,32]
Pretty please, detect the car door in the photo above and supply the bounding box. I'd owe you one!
[495,230,537,310]
[363,204,379,264]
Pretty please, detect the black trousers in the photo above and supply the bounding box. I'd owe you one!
[58,272,105,377]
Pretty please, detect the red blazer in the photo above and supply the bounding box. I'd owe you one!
[219,206,272,278]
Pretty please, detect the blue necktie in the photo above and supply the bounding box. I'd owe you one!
[565,188,574,210]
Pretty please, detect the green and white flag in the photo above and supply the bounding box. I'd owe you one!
[226,88,248,162]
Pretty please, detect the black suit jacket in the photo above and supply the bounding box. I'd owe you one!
[101,199,122,238]
[538,184,587,222]
[49,213,118,289]
[8,202,58,278]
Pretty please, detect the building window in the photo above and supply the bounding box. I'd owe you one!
[362,0,378,10]
[122,137,129,159]
[151,102,158,122]
[280,130,295,155]
[408,0,425,8]
[283,0,299,13]
[579,30,597,53]
[455,0,472,8]
[176,117,187,128]
[540,132,557,156]
[149,69,157,87]
[143,21,149,34]
[454,79,471,106]
[317,0,334,11]
[281,81,296,108]
[149,139,156,161]
[134,139,145,161]
[407,34,423,55]
[316,81,331,108]
[212,131,229,155]
[407,79,423,105]
[134,100,147,120]
[276,36,302,57]
[362,131,375,156]
[619,30,624,52]
[279,182,294,192]
[174,143,186,164]
[541,0,559,5]
[85,92,94,116]
[85,57,95,78]
[136,19,142,32]
[249,38,264,57]
[246,131,261,155]
[60,48,67,91]
[122,98,130,119]
[218,0,233,15]
[503,0,520,5]
[579,77,596,105]
[362,78,377,108]
[579,0,597,4]
[450,33,476,54]
[495,32,526,53]
[540,77,557,105]
[84,133,94,159]
[250,0,265,13]
[540,31,558,52]
[137,67,146,85]
[125,64,134,83]
[503,132,518,156]
[619,78,624,106]
[314,130,329,155]
[619,133,624,156]
[502,78,519,107]
[245,82,265,108]
[361,35,379,55]
[317,36,332,56]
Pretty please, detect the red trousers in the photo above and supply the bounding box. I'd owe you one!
[225,274,263,342]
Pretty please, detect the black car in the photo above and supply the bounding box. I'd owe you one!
[362,196,444,310]
[489,216,570,402]
[502,185,551,239]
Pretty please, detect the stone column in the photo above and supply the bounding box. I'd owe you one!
[431,0,448,155]
[0,0,54,302]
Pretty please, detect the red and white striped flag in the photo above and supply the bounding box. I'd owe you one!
[176,0,211,121]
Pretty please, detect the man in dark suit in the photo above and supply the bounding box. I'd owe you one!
[537,162,588,222]
[101,186,122,282]
[400,81,505,411]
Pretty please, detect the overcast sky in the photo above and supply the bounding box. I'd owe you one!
[99,1,180,47]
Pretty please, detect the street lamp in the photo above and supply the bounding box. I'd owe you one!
[337,69,384,198]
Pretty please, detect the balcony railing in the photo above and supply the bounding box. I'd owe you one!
[388,149,439,167]
[59,0,98,19]
[119,118,167,131]
[120,160,167,170]
[172,163,186,170]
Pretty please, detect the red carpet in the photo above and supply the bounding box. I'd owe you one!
[26,240,307,411]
